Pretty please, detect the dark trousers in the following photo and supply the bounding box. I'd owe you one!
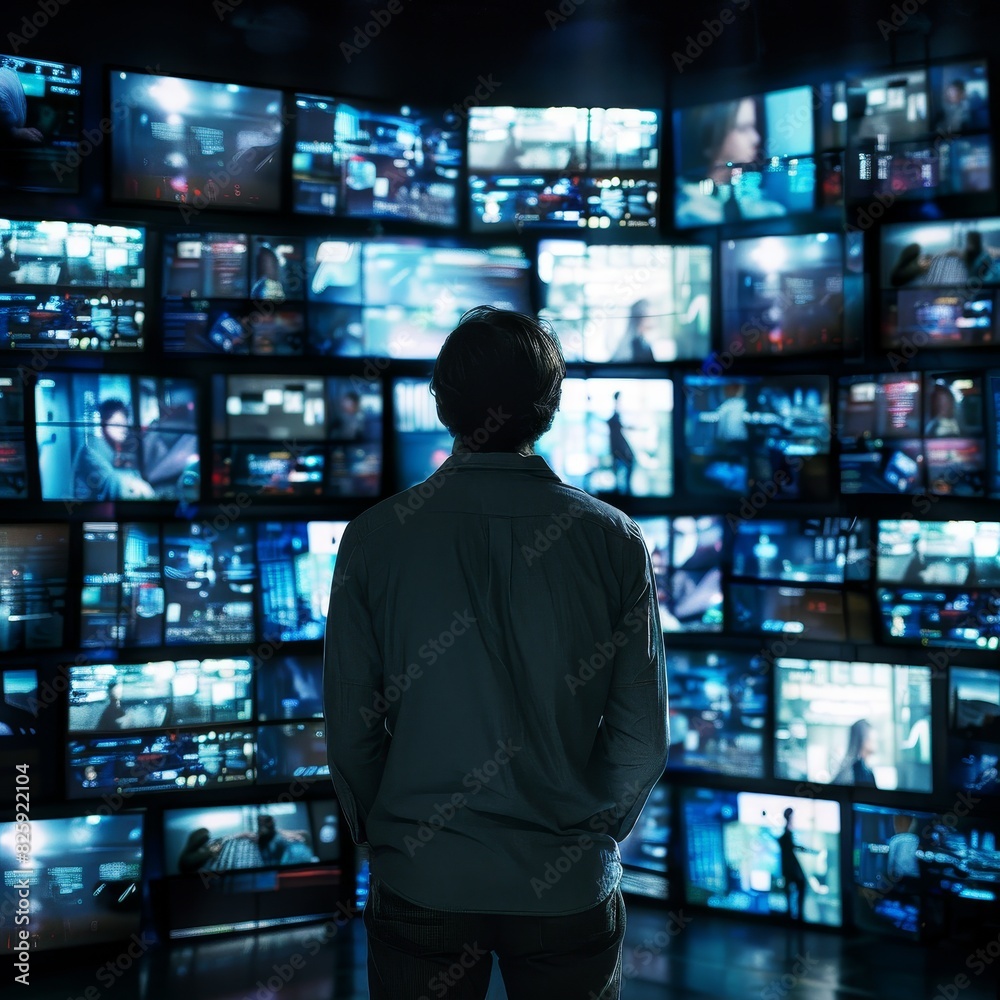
[363,877,627,1000]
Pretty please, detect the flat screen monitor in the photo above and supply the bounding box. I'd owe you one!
[0,219,145,351]
[852,803,935,939]
[468,106,659,231]
[35,373,200,502]
[845,62,991,201]
[774,658,933,792]
[877,519,1000,587]
[359,241,532,358]
[392,377,453,490]
[880,218,1000,348]
[729,584,870,642]
[0,814,143,952]
[256,652,323,721]
[731,517,871,584]
[212,374,381,498]
[673,87,815,228]
[665,650,767,778]
[537,378,673,497]
[683,374,830,500]
[80,521,256,649]
[949,665,1000,797]
[537,241,712,362]
[0,54,81,194]
[109,70,284,212]
[720,232,860,356]
[618,781,671,900]
[839,373,987,496]
[0,667,37,737]
[67,727,255,797]
[256,722,328,782]
[682,788,841,926]
[67,659,254,733]
[878,586,1000,650]
[0,522,67,651]
[0,372,27,498]
[161,232,306,355]
[635,517,724,632]
[257,521,347,642]
[163,801,334,875]
[293,94,461,226]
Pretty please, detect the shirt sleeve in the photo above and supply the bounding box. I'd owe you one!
[323,523,390,846]
[586,533,669,842]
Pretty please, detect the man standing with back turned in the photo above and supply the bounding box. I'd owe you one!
[324,306,669,999]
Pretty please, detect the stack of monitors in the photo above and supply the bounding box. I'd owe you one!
[774,658,933,792]
[109,70,284,212]
[719,232,864,356]
[673,86,815,228]
[0,372,27,498]
[683,375,831,500]
[80,520,256,649]
[468,106,659,231]
[211,374,382,497]
[0,53,81,194]
[876,519,1000,650]
[0,522,68,652]
[292,94,462,226]
[35,373,200,502]
[0,219,146,351]
[839,372,986,496]
[0,814,144,952]
[665,650,768,778]
[881,218,1000,349]
[842,60,991,202]
[728,517,871,641]
[536,241,712,362]
[949,666,1000,797]
[682,788,842,926]
[853,804,1000,938]
[635,517,725,632]
[307,237,531,357]
[161,232,306,355]
[618,781,671,900]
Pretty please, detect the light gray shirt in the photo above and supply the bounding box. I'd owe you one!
[324,450,668,914]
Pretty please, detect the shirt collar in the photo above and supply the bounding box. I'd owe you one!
[438,451,561,479]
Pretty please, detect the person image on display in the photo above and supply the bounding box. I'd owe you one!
[831,718,878,787]
[607,390,637,493]
[610,299,657,363]
[72,399,154,500]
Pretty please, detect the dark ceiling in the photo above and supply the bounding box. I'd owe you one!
[23,0,1000,108]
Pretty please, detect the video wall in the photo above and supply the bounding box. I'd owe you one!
[1,44,999,952]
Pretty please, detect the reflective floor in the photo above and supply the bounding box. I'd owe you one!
[15,902,1000,999]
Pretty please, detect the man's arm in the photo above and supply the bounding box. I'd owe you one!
[323,524,390,846]
[587,537,669,842]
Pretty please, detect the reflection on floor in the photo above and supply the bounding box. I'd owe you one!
[17,901,1000,1000]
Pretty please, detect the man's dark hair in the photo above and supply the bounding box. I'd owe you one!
[97,398,129,429]
[430,306,565,452]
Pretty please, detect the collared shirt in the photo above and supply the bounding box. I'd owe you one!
[324,451,668,915]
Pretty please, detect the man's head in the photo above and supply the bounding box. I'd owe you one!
[431,306,565,454]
